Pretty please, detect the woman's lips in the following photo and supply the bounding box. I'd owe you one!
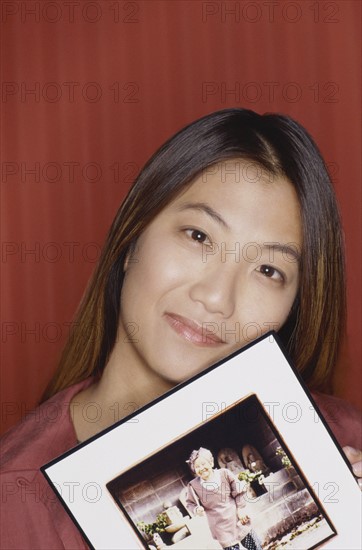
[164,313,225,346]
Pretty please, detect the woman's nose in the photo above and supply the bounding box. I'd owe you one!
[189,262,238,318]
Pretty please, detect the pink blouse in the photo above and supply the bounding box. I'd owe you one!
[1,379,361,549]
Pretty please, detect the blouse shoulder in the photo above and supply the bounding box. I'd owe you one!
[1,378,94,474]
[219,467,237,482]
[0,379,93,549]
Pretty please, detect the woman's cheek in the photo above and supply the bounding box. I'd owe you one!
[237,288,293,337]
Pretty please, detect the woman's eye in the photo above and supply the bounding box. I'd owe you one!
[258,264,284,282]
[185,228,209,244]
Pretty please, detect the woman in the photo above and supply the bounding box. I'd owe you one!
[1,108,361,549]
[186,447,262,550]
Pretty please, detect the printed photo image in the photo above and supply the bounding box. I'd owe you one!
[106,394,336,550]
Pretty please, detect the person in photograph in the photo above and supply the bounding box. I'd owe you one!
[186,447,262,550]
[1,108,361,548]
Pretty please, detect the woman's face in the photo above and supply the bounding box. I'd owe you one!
[118,161,302,384]
[194,456,214,481]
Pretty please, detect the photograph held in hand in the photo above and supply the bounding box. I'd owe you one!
[42,334,361,550]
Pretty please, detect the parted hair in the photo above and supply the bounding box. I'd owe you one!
[42,108,345,401]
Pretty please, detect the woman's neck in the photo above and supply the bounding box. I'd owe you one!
[70,341,174,442]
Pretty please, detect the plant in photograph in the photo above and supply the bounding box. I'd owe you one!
[275,447,292,469]
[137,512,168,537]
[238,469,265,485]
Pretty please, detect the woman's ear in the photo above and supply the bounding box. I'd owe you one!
[123,241,137,272]
[123,250,131,272]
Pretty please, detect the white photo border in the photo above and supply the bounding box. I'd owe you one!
[106,392,337,550]
[42,332,361,550]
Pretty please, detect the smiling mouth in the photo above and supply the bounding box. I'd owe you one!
[164,313,225,346]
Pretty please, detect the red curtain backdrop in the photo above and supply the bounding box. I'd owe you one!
[1,0,361,435]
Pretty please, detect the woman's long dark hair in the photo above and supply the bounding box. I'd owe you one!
[42,108,345,400]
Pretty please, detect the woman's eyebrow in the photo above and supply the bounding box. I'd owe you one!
[175,202,230,229]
